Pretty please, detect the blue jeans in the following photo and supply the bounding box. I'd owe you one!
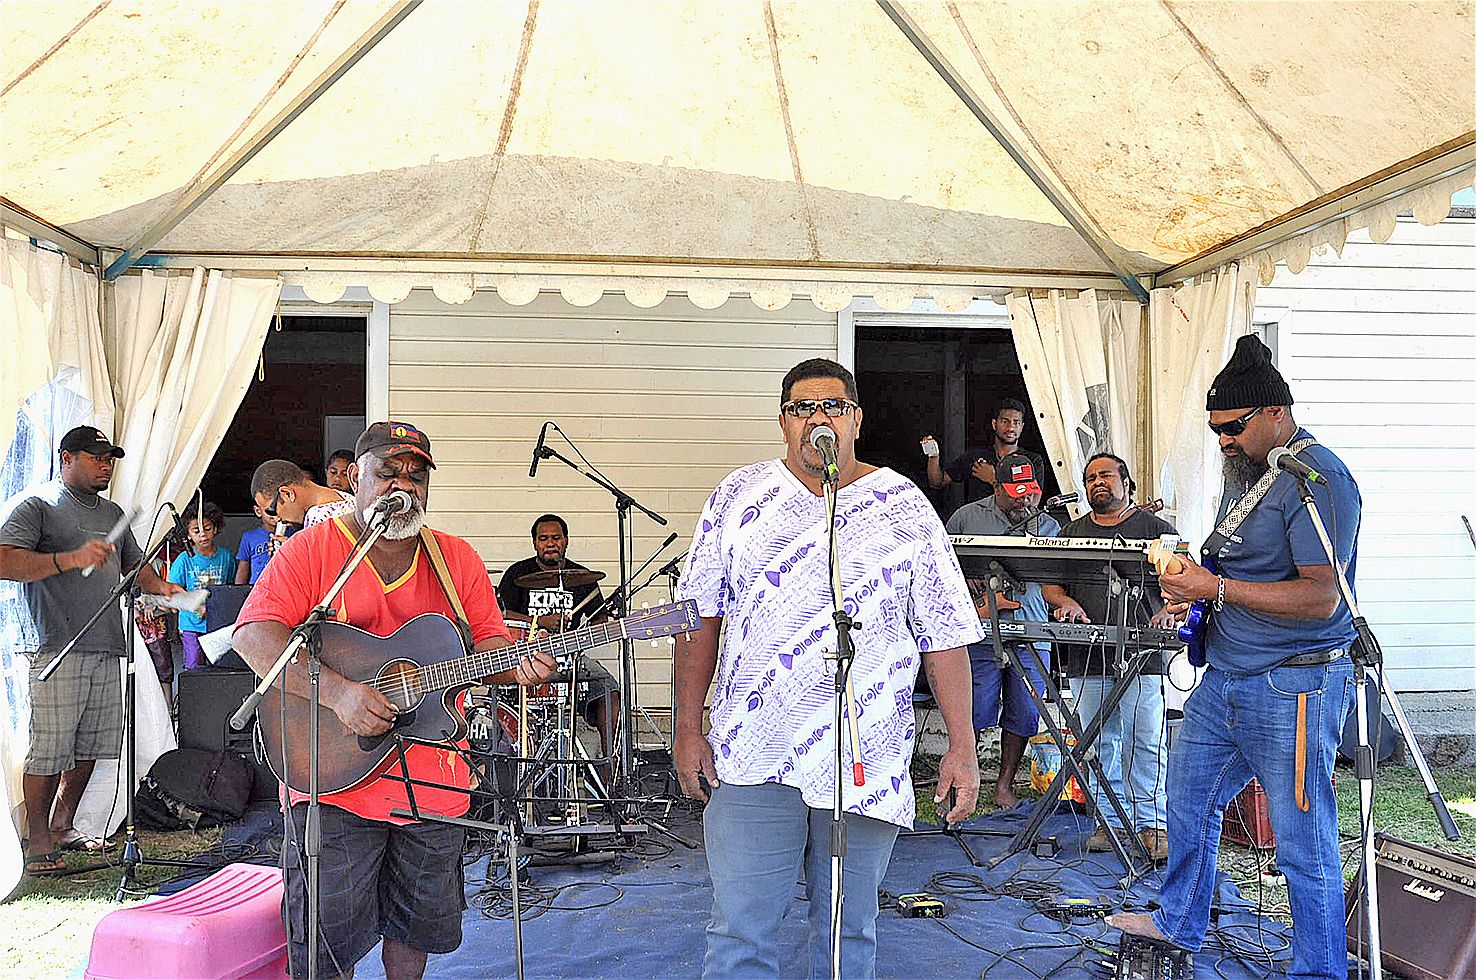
[1073,674,1168,831]
[702,781,900,979]
[1152,660,1353,980]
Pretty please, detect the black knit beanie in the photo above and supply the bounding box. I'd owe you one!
[1206,335,1293,410]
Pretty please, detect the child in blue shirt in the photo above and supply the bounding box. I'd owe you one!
[168,500,235,669]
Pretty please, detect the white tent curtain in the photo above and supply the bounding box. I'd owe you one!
[1006,289,1144,511]
[1147,263,1257,554]
[0,235,113,894]
[72,269,282,840]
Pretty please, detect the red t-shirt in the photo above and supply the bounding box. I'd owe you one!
[235,517,511,823]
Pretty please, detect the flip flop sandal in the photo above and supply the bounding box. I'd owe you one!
[24,850,66,875]
[56,829,113,852]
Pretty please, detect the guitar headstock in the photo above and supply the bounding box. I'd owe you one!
[1147,535,1186,575]
[619,600,700,640]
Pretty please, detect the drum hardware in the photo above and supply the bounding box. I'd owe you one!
[513,566,607,590]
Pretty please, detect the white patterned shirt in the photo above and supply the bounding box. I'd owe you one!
[677,459,980,828]
[304,490,356,528]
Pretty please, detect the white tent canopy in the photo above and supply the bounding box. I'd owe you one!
[3,0,1473,300]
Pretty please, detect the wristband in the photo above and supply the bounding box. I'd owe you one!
[1214,575,1226,612]
[52,552,64,574]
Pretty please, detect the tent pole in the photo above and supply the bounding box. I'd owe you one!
[876,0,1150,305]
[1,196,100,267]
[104,0,425,281]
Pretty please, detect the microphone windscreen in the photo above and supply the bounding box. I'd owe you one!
[809,425,837,450]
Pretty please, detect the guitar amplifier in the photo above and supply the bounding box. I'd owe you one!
[1345,833,1476,980]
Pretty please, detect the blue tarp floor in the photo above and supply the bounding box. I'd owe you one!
[337,801,1300,980]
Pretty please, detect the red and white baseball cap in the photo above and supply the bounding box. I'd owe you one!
[996,452,1041,498]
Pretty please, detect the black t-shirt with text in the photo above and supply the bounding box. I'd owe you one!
[496,556,605,630]
[1055,508,1178,676]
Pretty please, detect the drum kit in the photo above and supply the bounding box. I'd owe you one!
[464,565,615,836]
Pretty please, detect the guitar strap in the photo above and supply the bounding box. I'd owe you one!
[419,527,474,654]
[1201,436,1317,562]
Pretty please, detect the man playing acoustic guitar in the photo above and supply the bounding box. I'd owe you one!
[1108,336,1361,980]
[234,421,556,980]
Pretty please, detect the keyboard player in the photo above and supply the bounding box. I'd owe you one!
[1040,453,1179,861]
[943,453,1059,808]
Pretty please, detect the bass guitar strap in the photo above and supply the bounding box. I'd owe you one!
[419,527,475,654]
[1200,436,1317,562]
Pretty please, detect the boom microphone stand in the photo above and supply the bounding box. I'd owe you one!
[39,504,212,898]
[529,423,667,788]
[1290,474,1460,980]
[228,497,400,980]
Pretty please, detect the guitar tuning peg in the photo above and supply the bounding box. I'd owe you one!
[650,638,659,648]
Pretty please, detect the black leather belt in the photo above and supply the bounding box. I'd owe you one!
[1278,648,1348,668]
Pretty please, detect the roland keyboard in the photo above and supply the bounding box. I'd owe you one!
[978,619,1182,649]
[949,534,1160,564]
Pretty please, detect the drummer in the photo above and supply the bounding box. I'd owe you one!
[497,514,621,766]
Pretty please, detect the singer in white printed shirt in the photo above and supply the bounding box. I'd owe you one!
[674,358,981,979]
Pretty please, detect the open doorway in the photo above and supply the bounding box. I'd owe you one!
[854,321,1059,522]
[198,313,367,554]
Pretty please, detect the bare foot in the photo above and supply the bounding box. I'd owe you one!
[993,785,1019,808]
[1106,912,1170,942]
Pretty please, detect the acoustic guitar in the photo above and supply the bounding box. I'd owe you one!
[256,601,699,794]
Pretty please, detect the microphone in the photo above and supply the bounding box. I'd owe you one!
[529,421,551,478]
[165,502,195,557]
[1042,492,1078,510]
[369,489,415,517]
[809,426,840,483]
[1268,446,1327,486]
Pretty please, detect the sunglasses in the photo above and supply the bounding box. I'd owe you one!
[1208,407,1263,437]
[780,398,858,419]
[264,487,283,518]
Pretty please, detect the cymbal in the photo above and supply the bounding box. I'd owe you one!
[514,567,606,590]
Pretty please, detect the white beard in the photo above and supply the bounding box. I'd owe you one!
[360,498,427,540]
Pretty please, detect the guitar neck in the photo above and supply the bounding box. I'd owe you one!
[422,619,627,691]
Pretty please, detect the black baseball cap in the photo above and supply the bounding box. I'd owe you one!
[59,425,124,459]
[355,421,435,468]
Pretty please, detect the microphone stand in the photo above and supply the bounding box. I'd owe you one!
[228,503,396,980]
[39,505,213,898]
[1290,475,1460,980]
[531,426,667,788]
[819,467,865,980]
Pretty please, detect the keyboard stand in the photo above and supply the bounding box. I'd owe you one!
[979,562,1152,877]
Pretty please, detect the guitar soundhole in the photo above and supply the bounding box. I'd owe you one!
[379,660,426,712]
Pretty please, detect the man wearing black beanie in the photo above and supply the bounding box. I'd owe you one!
[1109,335,1363,980]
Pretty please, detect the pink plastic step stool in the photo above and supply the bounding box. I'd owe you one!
[85,863,289,980]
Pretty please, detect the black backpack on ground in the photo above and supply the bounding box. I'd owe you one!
[135,747,254,831]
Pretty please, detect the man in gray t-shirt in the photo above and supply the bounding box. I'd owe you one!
[0,426,179,873]
[944,452,1060,808]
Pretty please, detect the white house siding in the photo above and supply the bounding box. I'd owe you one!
[1257,214,1476,693]
[387,289,838,713]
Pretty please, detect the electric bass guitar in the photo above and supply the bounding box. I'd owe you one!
[256,601,699,794]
